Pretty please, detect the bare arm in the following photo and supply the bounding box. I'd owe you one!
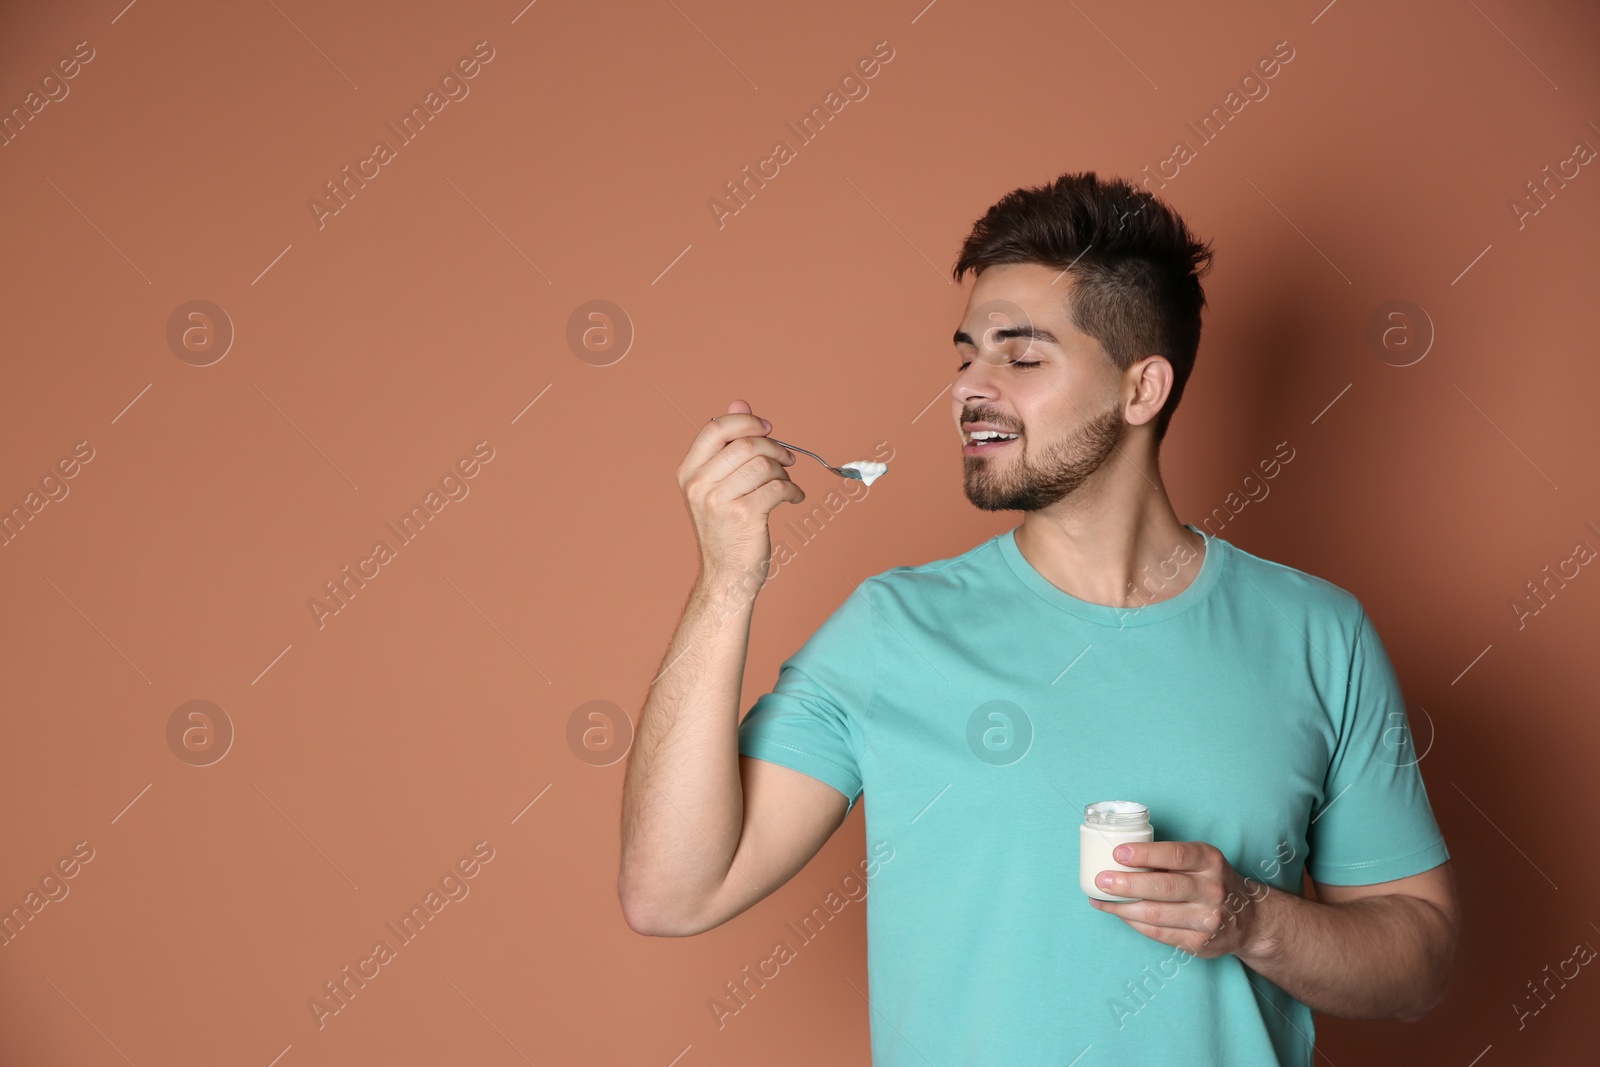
[1240,863,1459,1020]
[1093,843,1459,1021]
[618,399,849,937]
[617,571,757,935]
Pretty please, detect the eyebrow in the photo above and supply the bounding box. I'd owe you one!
[953,323,1061,348]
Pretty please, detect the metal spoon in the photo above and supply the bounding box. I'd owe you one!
[766,437,867,480]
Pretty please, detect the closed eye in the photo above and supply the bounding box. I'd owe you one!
[958,359,1042,371]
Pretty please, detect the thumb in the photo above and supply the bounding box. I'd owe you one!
[728,398,770,432]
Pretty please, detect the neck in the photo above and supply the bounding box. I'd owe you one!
[1013,475,1205,608]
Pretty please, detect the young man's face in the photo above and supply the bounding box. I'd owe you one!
[951,262,1127,512]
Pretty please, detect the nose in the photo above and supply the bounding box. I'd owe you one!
[952,353,1003,406]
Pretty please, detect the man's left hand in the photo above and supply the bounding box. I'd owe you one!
[1089,841,1272,959]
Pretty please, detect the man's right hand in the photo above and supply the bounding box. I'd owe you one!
[676,398,805,595]
[624,397,847,939]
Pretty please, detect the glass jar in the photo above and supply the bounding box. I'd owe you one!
[1079,800,1154,902]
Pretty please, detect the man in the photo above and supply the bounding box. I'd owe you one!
[618,171,1457,1066]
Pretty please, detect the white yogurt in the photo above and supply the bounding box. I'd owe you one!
[840,460,888,486]
[1080,801,1154,902]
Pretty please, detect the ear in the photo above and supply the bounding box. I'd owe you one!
[1122,355,1173,429]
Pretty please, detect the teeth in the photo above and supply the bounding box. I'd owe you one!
[970,430,1019,441]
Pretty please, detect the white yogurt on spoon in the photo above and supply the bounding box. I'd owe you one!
[840,460,888,486]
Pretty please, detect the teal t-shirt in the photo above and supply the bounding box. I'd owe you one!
[736,523,1449,1066]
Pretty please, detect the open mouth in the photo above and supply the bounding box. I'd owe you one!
[963,431,1020,456]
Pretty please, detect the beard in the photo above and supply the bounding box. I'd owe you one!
[962,399,1126,512]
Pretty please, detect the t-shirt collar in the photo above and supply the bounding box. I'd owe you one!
[996,522,1225,627]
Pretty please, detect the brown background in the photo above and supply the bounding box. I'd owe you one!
[1,0,1597,1064]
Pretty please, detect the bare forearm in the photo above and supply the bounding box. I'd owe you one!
[1239,887,1455,1020]
[618,568,759,931]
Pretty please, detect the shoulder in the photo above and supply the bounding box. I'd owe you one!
[860,533,1007,602]
[1210,537,1372,671]
[1215,535,1366,625]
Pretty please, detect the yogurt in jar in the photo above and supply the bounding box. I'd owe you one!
[1080,801,1154,902]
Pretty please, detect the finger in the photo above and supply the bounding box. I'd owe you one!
[1114,840,1213,872]
[703,435,795,486]
[685,438,795,511]
[748,472,806,510]
[1114,914,1201,952]
[1091,897,1211,934]
[705,453,796,508]
[680,402,777,479]
[1094,868,1197,902]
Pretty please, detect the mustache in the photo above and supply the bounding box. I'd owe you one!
[960,413,1021,432]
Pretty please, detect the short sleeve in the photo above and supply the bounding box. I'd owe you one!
[1306,607,1450,885]
[737,580,876,815]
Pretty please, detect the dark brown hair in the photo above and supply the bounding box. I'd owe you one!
[952,171,1215,444]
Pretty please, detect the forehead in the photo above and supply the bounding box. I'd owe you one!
[959,262,1078,342]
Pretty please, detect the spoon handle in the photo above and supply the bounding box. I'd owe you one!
[766,437,827,468]
[766,437,858,479]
